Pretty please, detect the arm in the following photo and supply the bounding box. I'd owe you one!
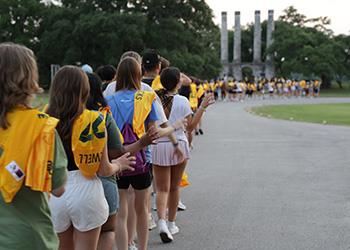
[186,93,214,133]
[180,73,191,86]
[98,131,135,177]
[51,131,68,197]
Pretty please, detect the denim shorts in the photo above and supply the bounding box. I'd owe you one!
[99,176,119,215]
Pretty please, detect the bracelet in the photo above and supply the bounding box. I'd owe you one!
[173,142,179,147]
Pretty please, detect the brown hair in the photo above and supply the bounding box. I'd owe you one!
[47,66,90,140]
[115,57,142,91]
[0,42,40,129]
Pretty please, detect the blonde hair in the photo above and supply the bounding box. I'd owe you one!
[0,42,40,129]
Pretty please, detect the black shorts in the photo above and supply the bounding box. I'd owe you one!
[117,170,152,190]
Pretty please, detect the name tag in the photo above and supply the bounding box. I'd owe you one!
[5,161,25,182]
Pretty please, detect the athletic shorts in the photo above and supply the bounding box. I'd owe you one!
[116,169,152,190]
[100,176,119,215]
[49,171,109,233]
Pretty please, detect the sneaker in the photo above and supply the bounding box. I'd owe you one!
[128,242,138,250]
[168,221,180,235]
[177,200,186,211]
[148,213,157,231]
[158,219,173,243]
[195,131,199,135]
[198,129,203,135]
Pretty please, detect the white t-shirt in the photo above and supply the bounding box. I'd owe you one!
[158,94,192,142]
[103,81,167,125]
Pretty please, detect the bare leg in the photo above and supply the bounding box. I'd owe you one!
[97,214,116,250]
[74,227,101,250]
[127,187,136,245]
[153,165,171,220]
[134,188,150,250]
[168,161,187,222]
[58,226,74,250]
[115,189,128,250]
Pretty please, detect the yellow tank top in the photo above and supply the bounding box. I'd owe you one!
[151,75,163,91]
[71,109,106,178]
[197,85,205,99]
[189,83,198,109]
[0,107,57,203]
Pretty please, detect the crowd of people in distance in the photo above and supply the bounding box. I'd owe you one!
[187,77,322,103]
[0,42,214,250]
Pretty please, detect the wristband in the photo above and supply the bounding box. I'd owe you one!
[200,106,207,111]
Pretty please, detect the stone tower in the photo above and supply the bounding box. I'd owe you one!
[220,10,275,80]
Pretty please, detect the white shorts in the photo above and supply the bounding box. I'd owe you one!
[49,171,109,233]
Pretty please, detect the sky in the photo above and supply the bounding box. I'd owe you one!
[205,0,350,35]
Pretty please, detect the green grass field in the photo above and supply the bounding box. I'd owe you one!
[251,103,350,126]
[320,88,350,97]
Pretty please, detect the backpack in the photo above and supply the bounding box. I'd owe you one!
[113,96,148,177]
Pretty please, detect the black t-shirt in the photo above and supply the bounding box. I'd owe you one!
[142,78,153,87]
[179,85,190,100]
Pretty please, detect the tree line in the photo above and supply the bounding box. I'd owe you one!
[1,2,350,88]
[0,0,221,87]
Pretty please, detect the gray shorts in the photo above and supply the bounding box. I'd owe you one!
[99,176,119,215]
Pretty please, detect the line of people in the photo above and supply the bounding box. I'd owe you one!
[0,43,214,250]
[186,77,322,103]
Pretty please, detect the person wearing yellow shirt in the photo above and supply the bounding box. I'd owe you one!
[0,43,68,250]
[47,66,135,250]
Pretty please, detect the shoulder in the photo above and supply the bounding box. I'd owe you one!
[103,81,117,97]
[175,94,190,103]
[141,82,154,92]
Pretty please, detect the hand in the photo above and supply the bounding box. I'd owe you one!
[112,152,136,172]
[140,126,160,146]
[172,118,187,131]
[200,93,215,109]
[173,145,184,162]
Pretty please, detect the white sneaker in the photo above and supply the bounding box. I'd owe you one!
[148,213,157,230]
[177,200,186,211]
[128,242,138,250]
[168,221,180,235]
[158,219,173,243]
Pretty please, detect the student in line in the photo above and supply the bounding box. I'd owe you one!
[0,42,67,250]
[86,73,158,250]
[47,66,135,250]
[152,67,215,243]
[106,57,160,250]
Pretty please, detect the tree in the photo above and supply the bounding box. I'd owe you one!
[269,6,347,88]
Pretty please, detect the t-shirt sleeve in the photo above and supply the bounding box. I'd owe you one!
[52,131,68,190]
[106,113,123,150]
[182,97,193,117]
[146,100,160,124]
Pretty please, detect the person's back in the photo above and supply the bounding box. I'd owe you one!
[0,42,67,250]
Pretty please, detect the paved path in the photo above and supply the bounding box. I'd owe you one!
[148,97,350,250]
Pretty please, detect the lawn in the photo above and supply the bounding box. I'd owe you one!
[251,103,350,126]
[320,88,350,97]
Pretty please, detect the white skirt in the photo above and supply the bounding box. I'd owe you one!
[151,139,190,166]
